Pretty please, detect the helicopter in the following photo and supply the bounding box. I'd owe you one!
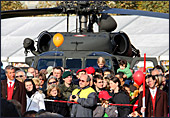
[1,1,168,73]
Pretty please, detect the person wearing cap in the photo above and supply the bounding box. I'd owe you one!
[93,90,118,117]
[26,72,34,79]
[73,69,86,85]
[85,67,95,87]
[69,74,97,117]
[76,69,86,79]
[46,66,53,78]
[59,71,78,100]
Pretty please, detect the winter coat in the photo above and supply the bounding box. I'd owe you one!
[70,86,97,117]
[93,65,109,72]
[1,79,26,115]
[26,91,46,112]
[137,88,168,117]
[59,83,78,100]
[117,62,132,78]
[111,90,131,117]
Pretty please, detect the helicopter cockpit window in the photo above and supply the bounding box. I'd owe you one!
[37,59,63,71]
[86,59,112,69]
[133,61,154,74]
[66,58,82,73]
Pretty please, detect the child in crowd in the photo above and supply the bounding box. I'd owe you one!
[93,57,109,72]
[46,84,63,100]
[117,59,132,79]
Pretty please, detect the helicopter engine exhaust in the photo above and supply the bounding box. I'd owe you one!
[37,31,52,53]
[111,31,133,57]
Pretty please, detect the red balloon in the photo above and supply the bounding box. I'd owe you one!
[133,70,144,86]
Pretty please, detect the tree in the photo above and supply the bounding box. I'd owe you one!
[1,1,26,11]
[108,1,169,13]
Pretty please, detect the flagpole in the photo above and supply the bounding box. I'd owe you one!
[142,53,146,117]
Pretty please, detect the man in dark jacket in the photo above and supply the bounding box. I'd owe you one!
[69,74,97,117]
[137,75,168,117]
[1,65,26,115]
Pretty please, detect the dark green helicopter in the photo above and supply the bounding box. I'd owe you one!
[2,1,168,73]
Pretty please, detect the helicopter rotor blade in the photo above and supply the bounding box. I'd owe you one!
[101,8,169,19]
[1,7,63,19]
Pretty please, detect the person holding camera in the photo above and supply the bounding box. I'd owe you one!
[69,74,97,117]
[93,90,118,117]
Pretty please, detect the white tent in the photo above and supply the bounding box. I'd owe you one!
[1,15,169,65]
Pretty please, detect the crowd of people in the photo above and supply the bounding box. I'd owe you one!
[1,57,169,117]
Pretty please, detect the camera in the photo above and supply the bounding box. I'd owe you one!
[72,95,76,99]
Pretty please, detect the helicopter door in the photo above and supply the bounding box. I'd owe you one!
[130,57,158,73]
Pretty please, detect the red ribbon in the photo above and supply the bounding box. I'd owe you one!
[44,99,138,107]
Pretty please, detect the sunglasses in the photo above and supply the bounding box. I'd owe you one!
[98,81,104,83]
[16,75,24,78]
[39,79,44,81]
[49,81,56,84]
[79,79,86,82]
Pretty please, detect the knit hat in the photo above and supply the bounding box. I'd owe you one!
[76,69,86,75]
[26,72,33,79]
[46,66,53,78]
[98,90,112,100]
[85,67,95,74]
[62,71,71,79]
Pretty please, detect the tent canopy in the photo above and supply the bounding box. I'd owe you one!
[1,15,169,63]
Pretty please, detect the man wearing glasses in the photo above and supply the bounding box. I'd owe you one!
[69,74,97,117]
[15,70,26,82]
